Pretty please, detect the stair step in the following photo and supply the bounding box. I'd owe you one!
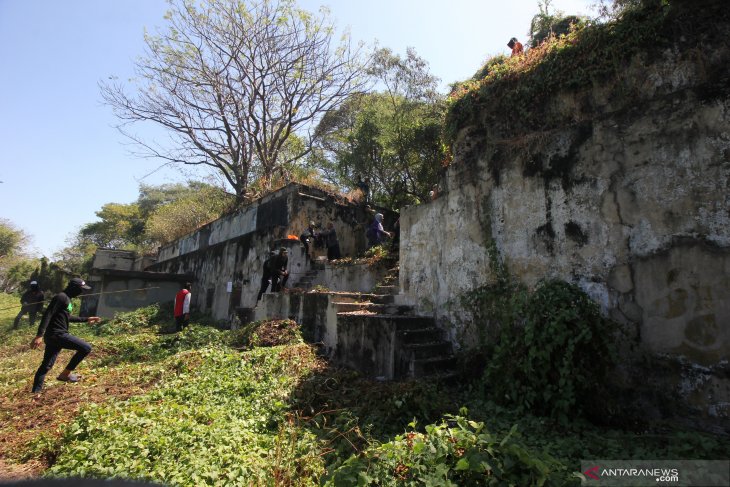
[336,313,433,330]
[333,302,414,315]
[374,285,397,294]
[329,292,395,304]
[412,356,456,377]
[404,341,451,359]
[396,327,443,343]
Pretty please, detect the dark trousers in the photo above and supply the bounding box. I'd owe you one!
[257,274,271,301]
[175,315,189,332]
[327,244,341,260]
[271,273,288,292]
[32,333,92,392]
[13,307,38,328]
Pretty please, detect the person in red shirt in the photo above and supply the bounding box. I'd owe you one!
[174,282,192,332]
[508,37,524,57]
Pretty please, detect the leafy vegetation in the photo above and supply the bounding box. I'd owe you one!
[314,48,446,209]
[0,219,34,293]
[325,413,571,486]
[461,242,617,422]
[444,0,725,145]
[1,294,728,485]
[528,0,589,48]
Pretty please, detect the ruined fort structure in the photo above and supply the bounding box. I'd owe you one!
[400,10,730,429]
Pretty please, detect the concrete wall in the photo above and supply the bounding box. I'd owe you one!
[147,184,379,321]
[253,292,339,353]
[253,262,390,354]
[310,262,389,293]
[94,278,182,318]
[81,269,193,318]
[400,29,730,426]
[92,250,136,271]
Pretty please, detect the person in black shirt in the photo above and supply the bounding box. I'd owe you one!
[320,222,342,261]
[13,280,45,328]
[271,248,289,292]
[256,250,277,302]
[30,278,101,393]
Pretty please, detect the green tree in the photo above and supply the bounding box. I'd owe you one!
[75,181,233,253]
[145,184,235,245]
[101,0,367,204]
[30,257,68,293]
[314,48,445,209]
[528,0,588,47]
[79,202,145,250]
[0,218,27,259]
[0,219,35,292]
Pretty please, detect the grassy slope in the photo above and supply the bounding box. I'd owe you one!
[1,293,727,486]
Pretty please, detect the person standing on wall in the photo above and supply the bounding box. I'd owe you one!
[508,37,524,57]
[271,248,289,292]
[14,280,45,329]
[30,278,101,393]
[299,221,318,258]
[355,175,370,204]
[320,222,342,261]
[257,250,277,302]
[366,213,391,249]
[174,282,192,332]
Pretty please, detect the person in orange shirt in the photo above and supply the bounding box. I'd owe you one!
[508,37,524,57]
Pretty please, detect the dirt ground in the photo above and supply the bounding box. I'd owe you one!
[0,348,161,482]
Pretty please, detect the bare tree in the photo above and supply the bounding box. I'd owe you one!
[101,0,368,204]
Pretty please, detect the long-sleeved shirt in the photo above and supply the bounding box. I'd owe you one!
[320,228,339,248]
[21,289,45,311]
[274,255,289,275]
[35,292,86,338]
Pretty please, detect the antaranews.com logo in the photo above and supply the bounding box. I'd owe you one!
[579,460,729,486]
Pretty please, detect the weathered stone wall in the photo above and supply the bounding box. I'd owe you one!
[148,184,377,321]
[400,29,730,427]
[92,250,136,271]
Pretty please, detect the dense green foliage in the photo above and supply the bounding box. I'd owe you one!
[484,280,617,421]
[50,347,323,485]
[445,0,720,144]
[1,296,728,486]
[528,0,588,48]
[144,183,235,245]
[326,414,571,486]
[0,219,33,292]
[314,48,446,209]
[79,182,234,252]
[461,242,617,422]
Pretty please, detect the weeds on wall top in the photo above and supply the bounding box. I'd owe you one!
[444,0,695,146]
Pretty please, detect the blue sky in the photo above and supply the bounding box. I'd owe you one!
[0,0,594,258]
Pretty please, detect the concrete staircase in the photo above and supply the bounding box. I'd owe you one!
[292,259,326,290]
[332,265,456,380]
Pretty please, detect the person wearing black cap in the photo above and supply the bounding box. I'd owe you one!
[13,280,45,328]
[30,278,101,393]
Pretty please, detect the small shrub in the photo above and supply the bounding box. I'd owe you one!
[237,319,303,348]
[94,304,169,336]
[324,412,572,486]
[485,280,617,422]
